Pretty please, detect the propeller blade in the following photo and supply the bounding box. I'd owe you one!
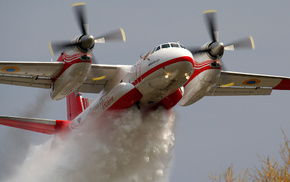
[219,59,235,87]
[48,2,127,70]
[203,10,218,42]
[73,2,89,35]
[224,36,255,50]
[91,53,106,81]
[49,40,80,56]
[91,52,98,64]
[186,10,255,87]
[188,47,210,55]
[220,59,227,71]
[95,28,126,43]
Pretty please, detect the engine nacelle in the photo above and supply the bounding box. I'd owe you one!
[180,69,220,106]
[50,62,91,100]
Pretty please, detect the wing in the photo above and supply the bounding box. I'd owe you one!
[0,62,132,94]
[0,61,64,89]
[77,64,132,93]
[207,71,290,96]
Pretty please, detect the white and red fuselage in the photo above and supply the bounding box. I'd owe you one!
[52,42,221,133]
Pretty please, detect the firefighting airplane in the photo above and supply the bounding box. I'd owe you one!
[0,3,290,135]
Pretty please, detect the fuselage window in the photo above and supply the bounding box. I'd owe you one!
[171,43,179,48]
[161,44,170,49]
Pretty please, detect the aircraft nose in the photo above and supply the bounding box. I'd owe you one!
[163,56,194,83]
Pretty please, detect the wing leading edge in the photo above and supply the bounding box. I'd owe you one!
[208,71,290,96]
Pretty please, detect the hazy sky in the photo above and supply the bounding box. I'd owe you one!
[0,0,290,181]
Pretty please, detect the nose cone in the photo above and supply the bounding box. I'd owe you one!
[147,48,194,90]
[165,56,194,80]
[80,35,95,50]
[164,48,194,81]
[209,42,224,58]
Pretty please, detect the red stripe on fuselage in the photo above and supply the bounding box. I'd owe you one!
[132,56,194,86]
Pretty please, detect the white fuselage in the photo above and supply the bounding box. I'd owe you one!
[131,46,194,108]
[67,42,221,132]
[68,43,196,131]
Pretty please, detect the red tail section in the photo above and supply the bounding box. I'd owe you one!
[0,92,90,135]
[66,92,89,120]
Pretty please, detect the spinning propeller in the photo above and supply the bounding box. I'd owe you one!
[190,10,255,60]
[49,2,126,63]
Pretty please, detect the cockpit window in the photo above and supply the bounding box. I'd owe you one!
[161,44,170,49]
[171,43,179,47]
[151,42,187,55]
[151,46,160,54]
[180,44,186,49]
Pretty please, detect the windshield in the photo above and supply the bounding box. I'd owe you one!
[151,42,186,54]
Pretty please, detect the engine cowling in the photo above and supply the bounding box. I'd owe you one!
[50,62,91,100]
[180,69,220,106]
